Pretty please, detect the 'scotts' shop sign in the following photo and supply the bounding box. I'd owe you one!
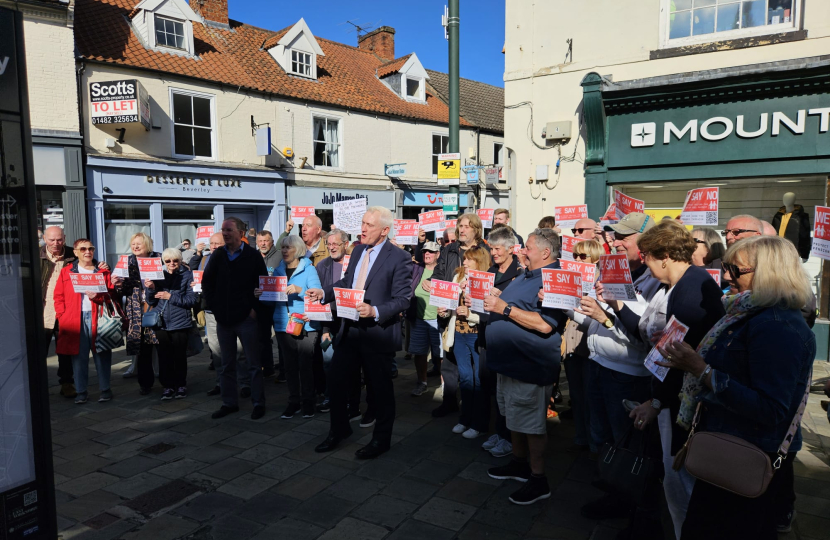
[89,79,151,130]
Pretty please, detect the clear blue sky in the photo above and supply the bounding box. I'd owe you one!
[229,0,505,88]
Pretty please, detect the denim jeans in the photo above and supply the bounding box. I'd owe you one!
[205,312,250,388]
[454,332,489,432]
[586,361,651,449]
[564,353,592,449]
[73,311,112,396]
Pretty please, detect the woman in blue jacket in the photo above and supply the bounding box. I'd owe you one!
[146,248,198,400]
[273,234,322,420]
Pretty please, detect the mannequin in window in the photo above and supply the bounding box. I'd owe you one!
[771,192,812,262]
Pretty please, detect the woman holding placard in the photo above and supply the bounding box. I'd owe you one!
[272,234,322,420]
[406,241,443,398]
[54,239,118,404]
[438,246,492,439]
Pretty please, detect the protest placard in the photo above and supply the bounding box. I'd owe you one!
[334,288,365,321]
[191,270,203,293]
[467,270,495,313]
[599,254,637,301]
[429,279,461,310]
[614,190,645,219]
[681,187,719,226]
[259,276,288,302]
[304,297,332,321]
[813,206,830,260]
[419,210,445,232]
[70,273,108,294]
[555,205,589,230]
[600,203,618,226]
[113,255,130,278]
[437,219,457,234]
[333,198,367,235]
[394,220,420,245]
[513,244,521,255]
[340,254,351,280]
[477,209,495,229]
[706,269,721,283]
[560,235,578,261]
[560,259,597,296]
[291,206,316,220]
[643,316,689,382]
[541,269,582,310]
[137,257,164,280]
[195,226,214,245]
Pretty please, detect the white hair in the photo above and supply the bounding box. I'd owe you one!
[281,234,308,258]
[366,206,393,229]
[161,248,183,263]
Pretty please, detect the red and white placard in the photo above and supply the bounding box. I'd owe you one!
[467,270,495,313]
[340,254,351,280]
[70,273,108,294]
[334,288,366,321]
[681,187,719,226]
[419,210,445,232]
[477,209,495,229]
[706,269,721,283]
[814,206,830,260]
[259,276,288,302]
[429,279,461,310]
[513,244,522,255]
[394,220,420,245]
[600,203,618,226]
[438,219,457,234]
[137,257,164,280]
[195,226,214,245]
[541,269,582,310]
[555,205,589,230]
[291,206,316,220]
[560,259,597,296]
[191,270,203,293]
[560,235,578,261]
[113,255,130,278]
[614,190,645,219]
[304,296,332,321]
[599,254,636,301]
[644,316,689,382]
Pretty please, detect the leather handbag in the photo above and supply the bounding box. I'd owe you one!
[285,313,305,336]
[598,424,661,505]
[141,299,167,329]
[675,380,810,499]
[96,295,126,353]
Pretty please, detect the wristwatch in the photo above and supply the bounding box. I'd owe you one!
[503,304,513,318]
[602,318,613,329]
[651,399,662,411]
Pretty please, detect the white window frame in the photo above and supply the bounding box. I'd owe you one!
[290,48,315,79]
[658,0,801,49]
[432,132,450,178]
[169,88,217,162]
[148,13,194,55]
[404,76,426,103]
[154,15,186,51]
[311,113,343,171]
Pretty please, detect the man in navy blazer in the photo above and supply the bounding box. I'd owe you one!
[307,207,412,459]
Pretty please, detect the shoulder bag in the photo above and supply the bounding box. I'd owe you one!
[96,295,126,353]
[674,378,810,499]
[597,423,661,505]
[141,299,167,329]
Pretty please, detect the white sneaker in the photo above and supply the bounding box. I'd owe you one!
[482,434,501,451]
[452,423,467,434]
[462,428,481,439]
[411,382,428,397]
[490,438,513,458]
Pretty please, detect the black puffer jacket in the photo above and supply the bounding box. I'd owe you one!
[432,240,491,283]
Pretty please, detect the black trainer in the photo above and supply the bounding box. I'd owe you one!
[488,459,532,482]
[317,399,331,413]
[302,403,315,419]
[508,474,551,505]
[281,403,301,419]
[776,509,796,533]
[211,405,239,419]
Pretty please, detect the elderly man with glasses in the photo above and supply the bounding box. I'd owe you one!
[721,214,763,247]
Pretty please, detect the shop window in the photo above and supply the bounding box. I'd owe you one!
[663,0,797,47]
[155,16,186,50]
[163,204,214,252]
[36,189,65,242]
[171,90,215,160]
[432,134,449,176]
[103,203,151,268]
[313,116,341,168]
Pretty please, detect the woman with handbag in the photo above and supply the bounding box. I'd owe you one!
[271,235,322,420]
[407,241,443,397]
[656,236,814,540]
[144,248,198,400]
[53,239,119,404]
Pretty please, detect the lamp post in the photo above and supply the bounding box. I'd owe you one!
[447,0,459,206]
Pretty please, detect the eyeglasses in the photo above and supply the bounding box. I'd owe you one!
[163,259,180,264]
[694,239,706,244]
[76,246,95,252]
[327,242,345,249]
[574,253,590,261]
[721,229,757,237]
[722,262,754,279]
[571,228,591,235]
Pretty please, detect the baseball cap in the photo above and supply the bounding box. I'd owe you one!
[422,241,441,252]
[604,212,655,235]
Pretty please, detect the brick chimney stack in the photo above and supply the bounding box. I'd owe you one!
[190,0,229,26]
[358,26,395,61]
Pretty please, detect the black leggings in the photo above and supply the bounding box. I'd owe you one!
[155,329,189,389]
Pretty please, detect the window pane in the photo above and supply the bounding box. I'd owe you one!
[156,29,168,46]
[672,0,692,10]
[104,204,150,220]
[292,50,297,61]
[326,143,339,167]
[442,136,449,153]
[432,156,438,176]
[193,128,212,157]
[693,0,715,6]
[314,119,325,143]
[173,93,192,125]
[693,6,715,34]
[175,33,185,49]
[669,10,692,38]
[192,97,211,127]
[768,0,793,23]
[432,134,442,154]
[174,125,193,155]
[717,3,741,30]
[314,141,326,166]
[407,78,420,97]
[105,223,150,269]
[742,0,765,27]
[163,205,214,220]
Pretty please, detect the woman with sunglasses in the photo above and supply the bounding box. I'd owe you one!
[53,239,118,404]
[656,236,814,539]
[143,248,198,400]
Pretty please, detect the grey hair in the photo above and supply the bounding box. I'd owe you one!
[366,206,394,229]
[328,229,350,244]
[443,227,456,240]
[161,248,183,263]
[727,214,763,233]
[487,226,518,249]
[528,227,560,256]
[692,226,726,262]
[281,234,308,259]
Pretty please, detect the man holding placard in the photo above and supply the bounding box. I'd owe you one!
[307,207,411,459]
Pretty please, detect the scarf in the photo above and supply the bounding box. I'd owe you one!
[676,290,761,430]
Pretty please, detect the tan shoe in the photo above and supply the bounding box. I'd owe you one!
[60,383,77,398]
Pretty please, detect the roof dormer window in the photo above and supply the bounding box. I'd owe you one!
[265,18,325,81]
[131,0,199,57]
[405,77,424,101]
[155,16,186,50]
[291,50,312,77]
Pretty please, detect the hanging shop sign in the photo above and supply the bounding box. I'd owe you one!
[442,193,459,215]
[462,166,479,184]
[484,167,499,185]
[385,163,407,177]
[89,79,151,130]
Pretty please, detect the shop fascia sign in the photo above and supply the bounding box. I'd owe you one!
[146,175,242,188]
[630,107,830,147]
[90,79,151,130]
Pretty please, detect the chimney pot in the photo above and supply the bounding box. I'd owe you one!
[358,26,395,62]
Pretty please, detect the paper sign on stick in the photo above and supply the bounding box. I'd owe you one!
[394,220,420,245]
[560,236,578,261]
[614,190,645,219]
[467,270,495,313]
[70,273,108,294]
[599,254,636,301]
[259,276,288,302]
[191,270,203,293]
[340,255,351,280]
[477,209,495,229]
[541,269,582,310]
[113,255,130,278]
[333,198,367,235]
[137,257,164,280]
[195,226,214,245]
[419,210,445,232]
[643,316,689,382]
[681,187,719,226]
[706,269,721,283]
[304,297,332,321]
[560,259,597,296]
[813,206,830,260]
[334,288,365,321]
[555,205,589,230]
[291,206,316,220]
[429,279,461,310]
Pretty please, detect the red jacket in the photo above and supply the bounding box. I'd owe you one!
[53,262,115,356]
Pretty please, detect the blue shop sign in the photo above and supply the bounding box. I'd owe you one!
[401,190,470,207]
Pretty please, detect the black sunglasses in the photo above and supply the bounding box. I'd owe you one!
[722,262,754,279]
[574,253,590,261]
[721,229,757,237]
[571,228,591,235]
[76,246,95,252]
[163,259,180,264]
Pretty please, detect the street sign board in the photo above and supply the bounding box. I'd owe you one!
[385,164,407,177]
[442,193,459,215]
[437,153,460,180]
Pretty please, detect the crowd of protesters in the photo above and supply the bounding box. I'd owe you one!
[39,202,826,538]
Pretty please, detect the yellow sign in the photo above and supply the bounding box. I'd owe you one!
[644,208,693,231]
[437,152,460,180]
